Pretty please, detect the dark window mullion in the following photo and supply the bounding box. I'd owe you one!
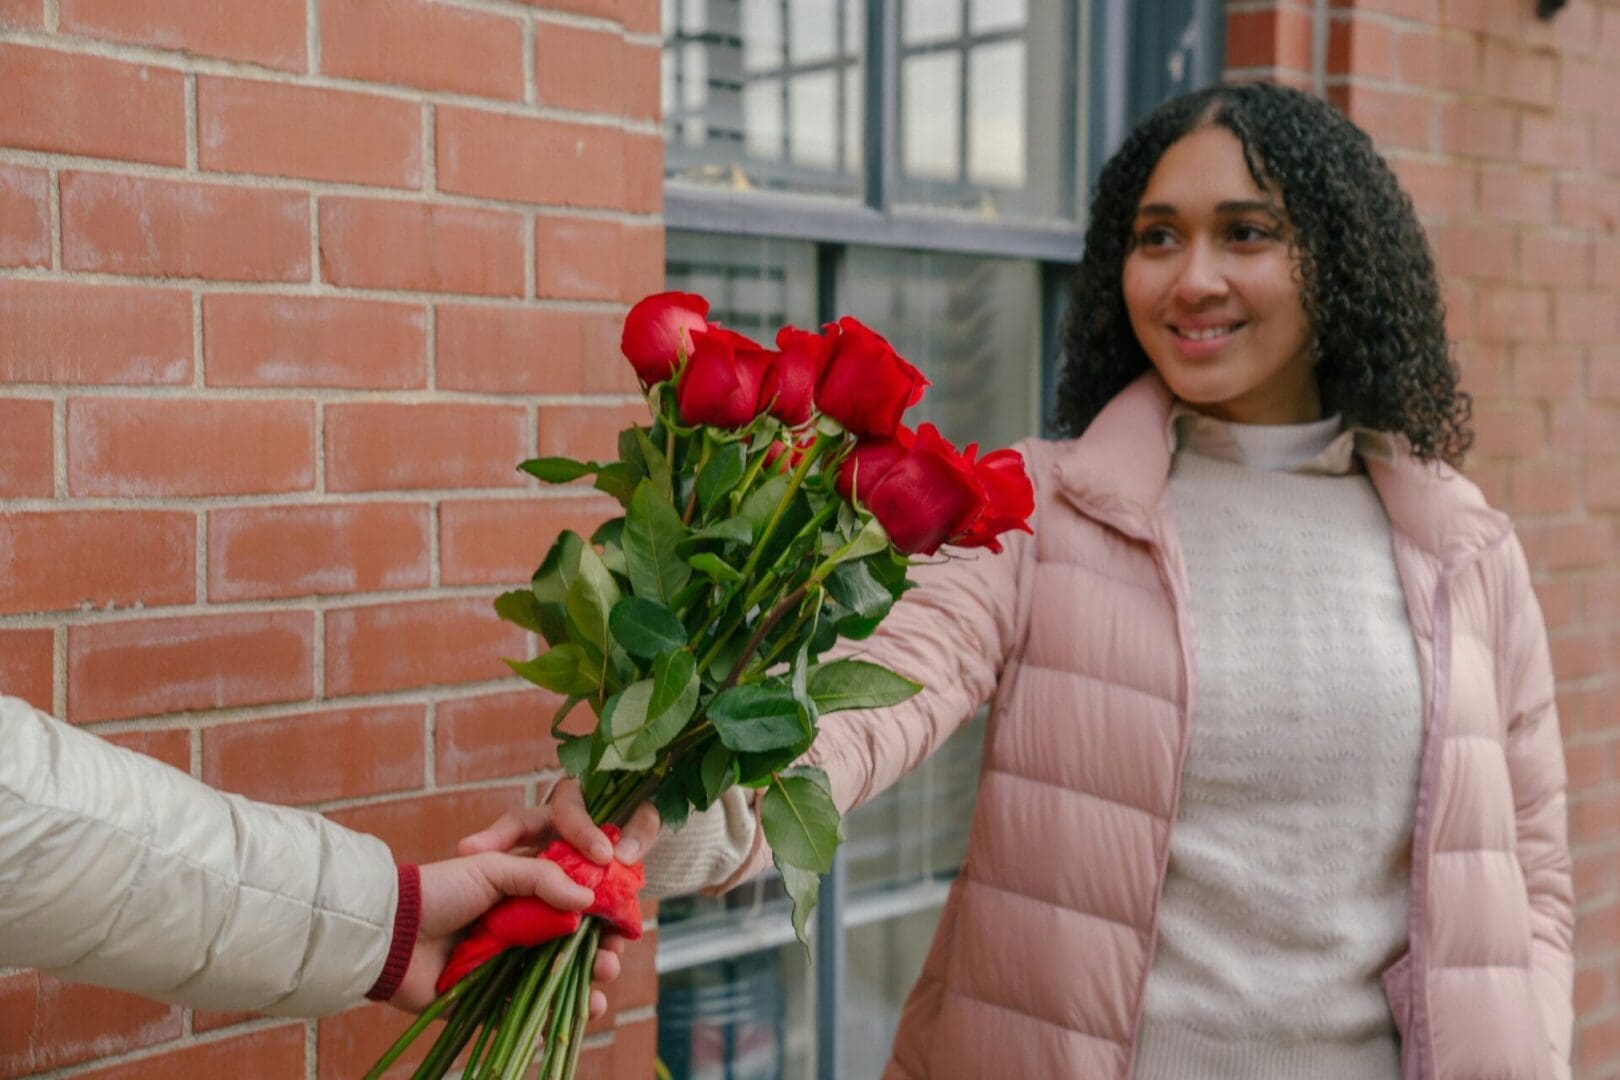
[957,0,970,185]
[865,0,899,213]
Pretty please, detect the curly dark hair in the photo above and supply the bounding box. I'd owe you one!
[1053,82,1472,465]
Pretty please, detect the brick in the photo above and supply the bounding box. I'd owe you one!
[62,172,310,281]
[103,728,191,772]
[208,503,431,601]
[1457,342,1508,397]
[1551,630,1609,680]
[625,132,663,214]
[1440,0,1547,40]
[72,1024,305,1080]
[327,785,523,865]
[1597,240,1620,289]
[1520,114,1591,171]
[1395,29,1441,88]
[1551,0,1603,56]
[0,628,54,712]
[1532,578,1576,631]
[1544,520,1614,572]
[437,107,627,209]
[1390,156,1474,218]
[69,398,315,497]
[317,1001,473,1080]
[0,398,51,498]
[1554,291,1620,344]
[1573,967,1612,1018]
[1565,739,1615,791]
[536,214,623,301]
[204,295,428,389]
[0,0,41,28]
[0,162,48,268]
[318,197,524,297]
[1519,234,1591,289]
[1439,101,1515,160]
[320,0,522,99]
[536,23,658,121]
[1477,40,1555,108]
[60,0,306,71]
[67,612,313,724]
[1558,180,1620,232]
[0,973,181,1075]
[1472,403,1545,457]
[0,511,194,615]
[1593,346,1620,399]
[1442,280,1475,341]
[1551,404,1620,455]
[1337,0,1438,20]
[0,44,184,165]
[1432,34,1477,94]
[1510,349,1582,399]
[1589,458,1620,510]
[325,402,528,493]
[325,596,527,696]
[1598,118,1620,174]
[1478,167,1552,228]
[1573,788,1620,845]
[1429,223,1515,282]
[439,495,621,586]
[1576,1012,1620,1075]
[1475,287,1550,342]
[1328,16,1397,80]
[539,401,649,461]
[436,304,637,395]
[204,704,425,804]
[434,688,564,784]
[192,1009,260,1034]
[622,224,665,299]
[1560,57,1620,117]
[610,1016,658,1077]
[199,77,422,188]
[1508,461,1578,515]
[0,281,192,385]
[1227,8,1312,72]
[1329,84,1430,152]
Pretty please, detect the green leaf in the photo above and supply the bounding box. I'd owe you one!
[653,778,691,833]
[623,480,691,605]
[776,858,821,945]
[594,462,640,505]
[531,531,584,646]
[634,428,673,501]
[762,767,842,875]
[609,596,688,659]
[557,733,593,779]
[738,744,807,787]
[590,516,625,548]
[807,659,922,714]
[520,457,598,483]
[684,518,755,547]
[688,552,743,583]
[599,652,699,770]
[699,740,737,808]
[708,682,805,753]
[565,544,620,655]
[737,474,789,540]
[789,639,818,730]
[494,588,543,634]
[829,517,890,567]
[505,644,598,696]
[824,559,894,621]
[697,442,748,516]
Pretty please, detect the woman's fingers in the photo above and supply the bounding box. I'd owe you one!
[547,779,615,864]
[456,779,614,864]
[614,801,662,864]
[456,805,550,857]
[589,989,608,1019]
[591,946,622,984]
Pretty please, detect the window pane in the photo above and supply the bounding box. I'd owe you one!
[664,0,865,198]
[844,906,954,1076]
[662,232,819,343]
[658,940,816,1080]
[897,0,1076,220]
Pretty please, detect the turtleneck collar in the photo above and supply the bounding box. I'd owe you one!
[1167,401,1397,476]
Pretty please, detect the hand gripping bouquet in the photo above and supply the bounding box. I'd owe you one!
[367,292,1035,1079]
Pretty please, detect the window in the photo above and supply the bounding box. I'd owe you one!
[654,2,1222,1076]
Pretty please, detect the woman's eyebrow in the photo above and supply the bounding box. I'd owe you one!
[1134,199,1282,219]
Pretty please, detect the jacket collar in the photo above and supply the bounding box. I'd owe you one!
[1054,371,1512,565]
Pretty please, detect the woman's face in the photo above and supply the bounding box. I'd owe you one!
[1122,125,1320,425]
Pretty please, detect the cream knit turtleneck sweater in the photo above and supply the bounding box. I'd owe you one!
[1132,409,1424,1078]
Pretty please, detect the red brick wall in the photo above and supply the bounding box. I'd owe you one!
[0,1,662,1075]
[1228,1,1620,1074]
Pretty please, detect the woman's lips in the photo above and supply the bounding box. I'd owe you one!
[1168,321,1245,359]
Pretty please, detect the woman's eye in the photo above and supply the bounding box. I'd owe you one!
[1229,222,1274,243]
[1136,226,1176,247]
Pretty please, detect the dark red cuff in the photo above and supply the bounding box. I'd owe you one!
[366,863,421,1002]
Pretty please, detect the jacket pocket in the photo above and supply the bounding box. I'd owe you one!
[1383,950,1415,1042]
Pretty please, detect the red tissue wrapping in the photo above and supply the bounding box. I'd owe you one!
[436,824,645,994]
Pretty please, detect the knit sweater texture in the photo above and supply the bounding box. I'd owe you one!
[1131,410,1424,1078]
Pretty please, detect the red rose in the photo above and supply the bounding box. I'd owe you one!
[815,317,929,437]
[835,425,914,503]
[677,327,772,429]
[954,447,1035,553]
[621,291,710,385]
[760,326,833,426]
[859,424,986,555]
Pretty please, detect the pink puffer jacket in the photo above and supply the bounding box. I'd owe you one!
[723,373,1573,1078]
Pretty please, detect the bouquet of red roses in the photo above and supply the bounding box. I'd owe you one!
[367,292,1035,1079]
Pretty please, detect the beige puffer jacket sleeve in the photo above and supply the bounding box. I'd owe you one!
[1498,538,1576,1078]
[0,695,399,1017]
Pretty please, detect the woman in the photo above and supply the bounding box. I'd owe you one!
[470,82,1573,1078]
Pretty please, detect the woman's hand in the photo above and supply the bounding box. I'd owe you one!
[444,779,663,1018]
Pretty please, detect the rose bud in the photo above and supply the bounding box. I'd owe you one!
[815,317,929,438]
[835,425,915,503]
[621,291,710,385]
[954,447,1035,554]
[760,325,834,427]
[860,423,986,556]
[677,326,773,429]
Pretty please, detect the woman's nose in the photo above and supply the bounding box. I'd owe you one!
[1172,240,1229,303]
